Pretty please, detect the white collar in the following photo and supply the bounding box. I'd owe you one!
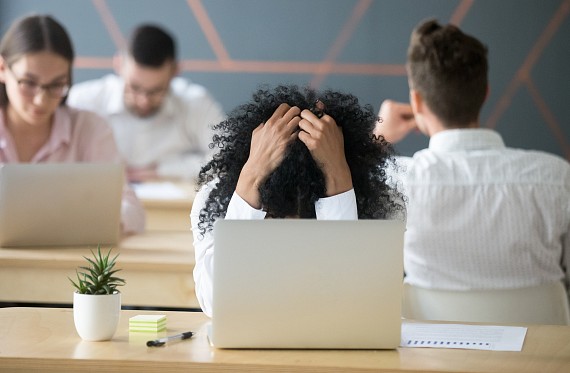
[429,128,505,152]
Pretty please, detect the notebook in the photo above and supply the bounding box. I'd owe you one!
[210,219,405,349]
[0,163,124,247]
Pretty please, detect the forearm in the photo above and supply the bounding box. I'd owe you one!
[234,161,266,210]
[120,184,146,234]
[323,162,353,197]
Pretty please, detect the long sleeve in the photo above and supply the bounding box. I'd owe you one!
[190,184,215,316]
[315,189,358,220]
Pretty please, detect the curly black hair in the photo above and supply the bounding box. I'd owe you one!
[196,84,405,235]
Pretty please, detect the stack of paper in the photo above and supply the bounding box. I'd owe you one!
[129,315,167,333]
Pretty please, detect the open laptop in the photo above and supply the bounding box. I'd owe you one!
[210,219,405,349]
[0,163,124,247]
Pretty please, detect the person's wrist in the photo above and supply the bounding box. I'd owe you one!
[324,165,353,196]
[239,162,266,189]
[235,163,265,209]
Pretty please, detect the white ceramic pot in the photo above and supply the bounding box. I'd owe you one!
[73,292,121,341]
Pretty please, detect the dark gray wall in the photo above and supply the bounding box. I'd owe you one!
[1,0,569,160]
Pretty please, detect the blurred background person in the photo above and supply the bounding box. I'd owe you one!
[0,14,145,234]
[68,24,225,182]
[375,19,570,296]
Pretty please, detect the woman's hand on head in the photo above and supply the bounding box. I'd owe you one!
[298,110,352,196]
[236,103,300,209]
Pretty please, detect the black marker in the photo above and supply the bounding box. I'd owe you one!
[146,331,194,347]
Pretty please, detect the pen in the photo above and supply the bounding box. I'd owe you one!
[146,331,194,347]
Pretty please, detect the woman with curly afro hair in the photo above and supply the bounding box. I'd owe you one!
[191,84,405,316]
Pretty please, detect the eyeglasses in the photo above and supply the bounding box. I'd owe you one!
[125,83,168,99]
[5,67,69,98]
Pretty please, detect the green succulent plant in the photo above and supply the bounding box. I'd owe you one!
[69,245,126,295]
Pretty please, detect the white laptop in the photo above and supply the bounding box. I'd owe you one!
[0,163,124,247]
[210,219,405,349]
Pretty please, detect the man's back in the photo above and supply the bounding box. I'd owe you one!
[402,129,570,290]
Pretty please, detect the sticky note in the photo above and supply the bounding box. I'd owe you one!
[129,315,167,333]
[129,314,167,323]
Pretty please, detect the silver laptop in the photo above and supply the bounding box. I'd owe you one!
[210,219,405,349]
[0,163,123,247]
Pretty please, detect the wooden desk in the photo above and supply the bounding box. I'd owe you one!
[1,307,569,373]
[0,232,198,309]
[134,181,196,232]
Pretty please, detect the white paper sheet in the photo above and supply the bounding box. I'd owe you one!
[132,182,190,200]
[400,322,527,351]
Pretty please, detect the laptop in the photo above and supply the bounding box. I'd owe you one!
[210,219,405,349]
[0,163,124,247]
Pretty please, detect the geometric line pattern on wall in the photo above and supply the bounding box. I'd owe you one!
[484,0,570,160]
[71,0,569,161]
[310,0,374,88]
[82,0,477,80]
[92,0,125,51]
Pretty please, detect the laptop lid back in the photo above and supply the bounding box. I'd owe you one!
[0,163,123,247]
[211,219,405,349]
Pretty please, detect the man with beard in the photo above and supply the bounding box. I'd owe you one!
[69,24,225,182]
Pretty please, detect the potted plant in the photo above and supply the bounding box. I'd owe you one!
[69,245,125,341]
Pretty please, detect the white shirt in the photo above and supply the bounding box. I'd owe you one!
[190,182,358,316]
[399,128,570,292]
[68,75,225,180]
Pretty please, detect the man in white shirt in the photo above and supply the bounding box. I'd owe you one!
[375,20,570,294]
[192,85,406,316]
[68,24,225,182]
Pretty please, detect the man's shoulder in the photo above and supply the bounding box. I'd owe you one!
[170,77,213,101]
[71,74,121,93]
[506,147,569,168]
[405,145,570,185]
[68,74,121,109]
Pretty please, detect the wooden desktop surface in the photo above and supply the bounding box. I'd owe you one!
[135,181,196,232]
[1,307,569,373]
[0,232,198,308]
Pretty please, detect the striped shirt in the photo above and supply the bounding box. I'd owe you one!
[399,129,570,291]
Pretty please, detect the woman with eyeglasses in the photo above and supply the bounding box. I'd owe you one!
[0,14,145,234]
